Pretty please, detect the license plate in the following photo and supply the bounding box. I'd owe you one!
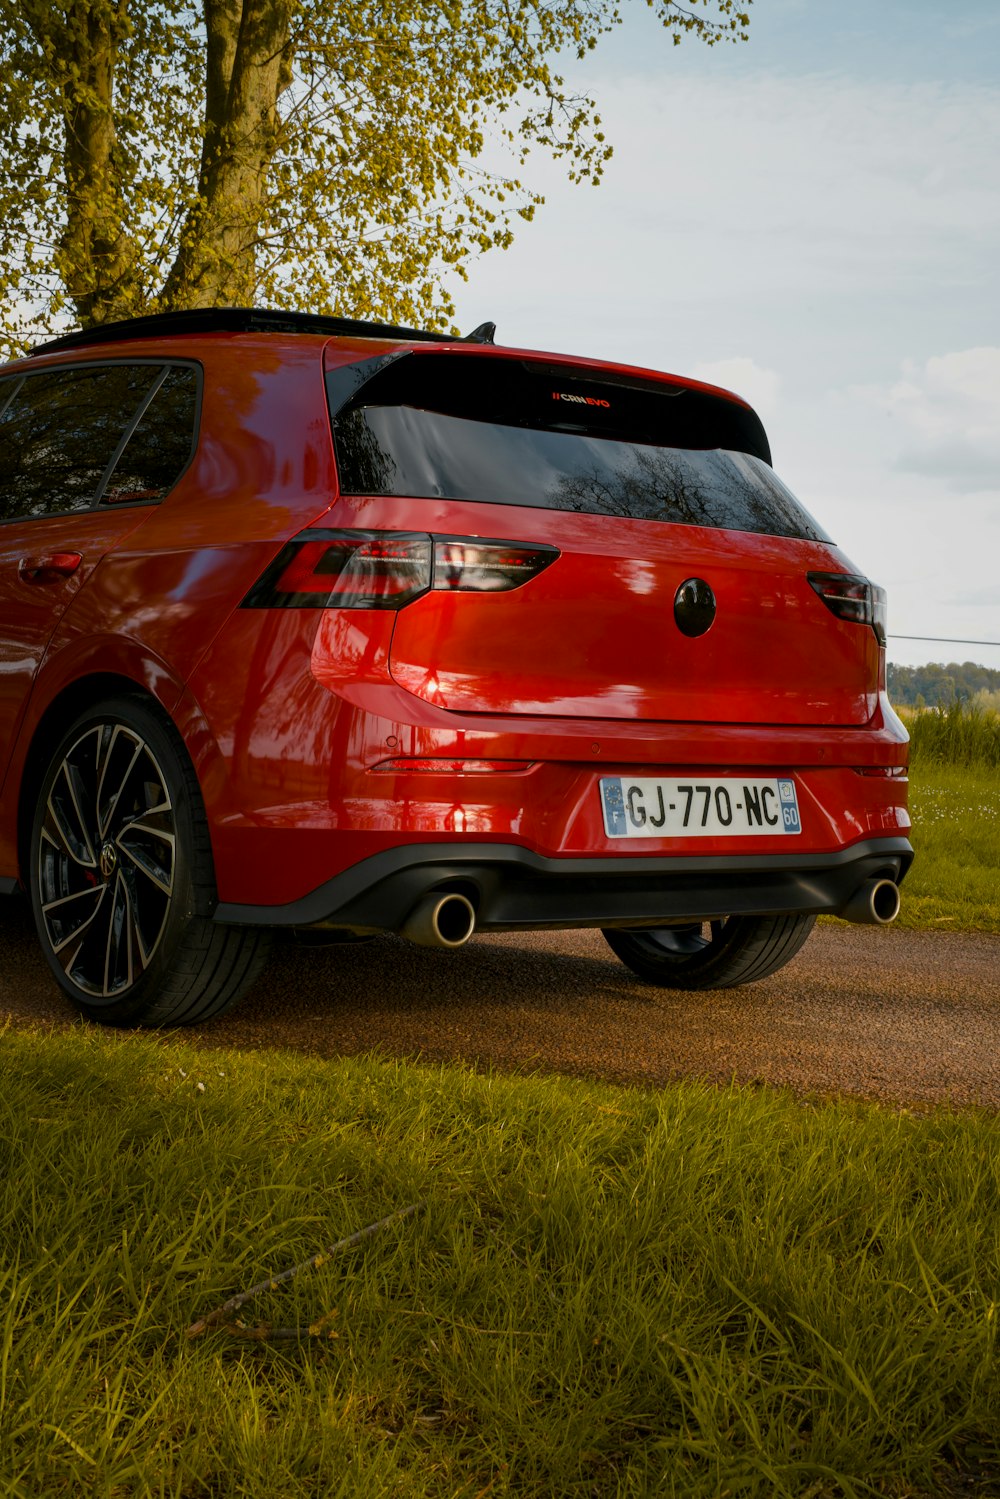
[600,776,801,838]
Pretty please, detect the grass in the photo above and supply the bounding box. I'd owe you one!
[890,762,1000,934]
[2,702,997,1497]
[2,1026,999,1498]
[884,704,1000,934]
[902,701,1000,771]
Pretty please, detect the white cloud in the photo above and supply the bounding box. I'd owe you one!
[851,348,1000,492]
[963,584,1000,607]
[455,71,1000,384]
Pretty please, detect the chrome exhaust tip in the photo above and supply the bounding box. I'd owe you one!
[400,892,477,949]
[839,877,901,926]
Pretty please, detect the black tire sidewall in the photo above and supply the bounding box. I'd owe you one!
[603,919,743,987]
[603,914,814,990]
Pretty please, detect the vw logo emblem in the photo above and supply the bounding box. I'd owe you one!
[673,577,717,638]
[99,841,118,879]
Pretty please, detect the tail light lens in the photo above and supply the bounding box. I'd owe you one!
[433,540,557,592]
[243,532,431,609]
[807,572,887,645]
[243,530,558,609]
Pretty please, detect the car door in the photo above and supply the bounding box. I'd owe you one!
[0,360,197,786]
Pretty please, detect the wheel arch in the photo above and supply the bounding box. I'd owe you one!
[15,673,175,886]
[11,665,230,904]
[3,623,269,903]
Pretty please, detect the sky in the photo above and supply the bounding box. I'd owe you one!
[449,0,1000,672]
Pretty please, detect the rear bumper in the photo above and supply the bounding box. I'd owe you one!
[187,606,911,909]
[214,835,913,933]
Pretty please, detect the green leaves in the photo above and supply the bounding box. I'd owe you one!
[0,0,751,355]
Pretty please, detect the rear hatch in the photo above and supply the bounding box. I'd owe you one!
[326,350,879,726]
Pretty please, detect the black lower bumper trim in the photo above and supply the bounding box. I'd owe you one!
[214,837,914,932]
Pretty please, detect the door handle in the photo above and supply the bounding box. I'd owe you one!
[18,553,83,583]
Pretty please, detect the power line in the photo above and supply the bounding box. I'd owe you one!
[889,634,1000,648]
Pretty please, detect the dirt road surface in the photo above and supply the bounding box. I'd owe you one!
[3,899,999,1108]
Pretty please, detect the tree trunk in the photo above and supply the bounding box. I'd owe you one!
[162,0,294,309]
[57,0,139,325]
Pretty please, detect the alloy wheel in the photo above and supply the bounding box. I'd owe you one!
[36,723,177,999]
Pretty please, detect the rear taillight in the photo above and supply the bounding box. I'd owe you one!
[243,530,558,609]
[244,532,432,609]
[807,572,887,646]
[432,541,556,593]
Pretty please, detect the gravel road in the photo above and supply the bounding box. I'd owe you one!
[3,899,999,1109]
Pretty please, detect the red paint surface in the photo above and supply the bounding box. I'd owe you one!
[0,328,909,908]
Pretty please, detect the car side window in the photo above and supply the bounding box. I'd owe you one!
[0,362,162,523]
[100,365,200,506]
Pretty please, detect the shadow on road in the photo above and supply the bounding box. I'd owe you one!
[4,897,1000,1107]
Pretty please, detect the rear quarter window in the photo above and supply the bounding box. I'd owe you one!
[0,361,199,522]
[101,365,200,505]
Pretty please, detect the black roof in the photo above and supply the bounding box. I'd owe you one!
[30,307,497,355]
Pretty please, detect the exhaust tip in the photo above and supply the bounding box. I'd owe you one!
[869,878,901,924]
[401,892,476,949]
[840,877,901,926]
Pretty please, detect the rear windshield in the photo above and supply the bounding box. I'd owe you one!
[327,353,830,542]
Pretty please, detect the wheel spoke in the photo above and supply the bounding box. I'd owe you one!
[63,756,99,862]
[124,872,157,976]
[121,802,174,840]
[118,859,168,968]
[44,768,97,870]
[42,884,103,918]
[103,872,133,996]
[116,835,174,896]
[96,727,145,841]
[56,933,86,982]
[47,884,107,955]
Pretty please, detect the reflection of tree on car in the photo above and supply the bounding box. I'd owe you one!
[0,365,198,519]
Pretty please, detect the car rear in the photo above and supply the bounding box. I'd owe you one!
[209,336,910,958]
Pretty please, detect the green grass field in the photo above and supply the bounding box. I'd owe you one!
[893,704,1000,933]
[889,763,1000,933]
[2,703,998,1498]
[2,1028,999,1499]
[903,701,1000,772]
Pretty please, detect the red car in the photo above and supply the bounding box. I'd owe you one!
[0,309,911,1026]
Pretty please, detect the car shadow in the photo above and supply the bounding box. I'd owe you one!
[0,903,726,1088]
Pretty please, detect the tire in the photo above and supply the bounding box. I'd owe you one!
[29,695,270,1027]
[602,913,815,990]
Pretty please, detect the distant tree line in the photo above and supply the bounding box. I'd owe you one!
[887,660,1000,708]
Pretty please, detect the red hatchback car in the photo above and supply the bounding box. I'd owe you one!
[0,309,911,1026]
